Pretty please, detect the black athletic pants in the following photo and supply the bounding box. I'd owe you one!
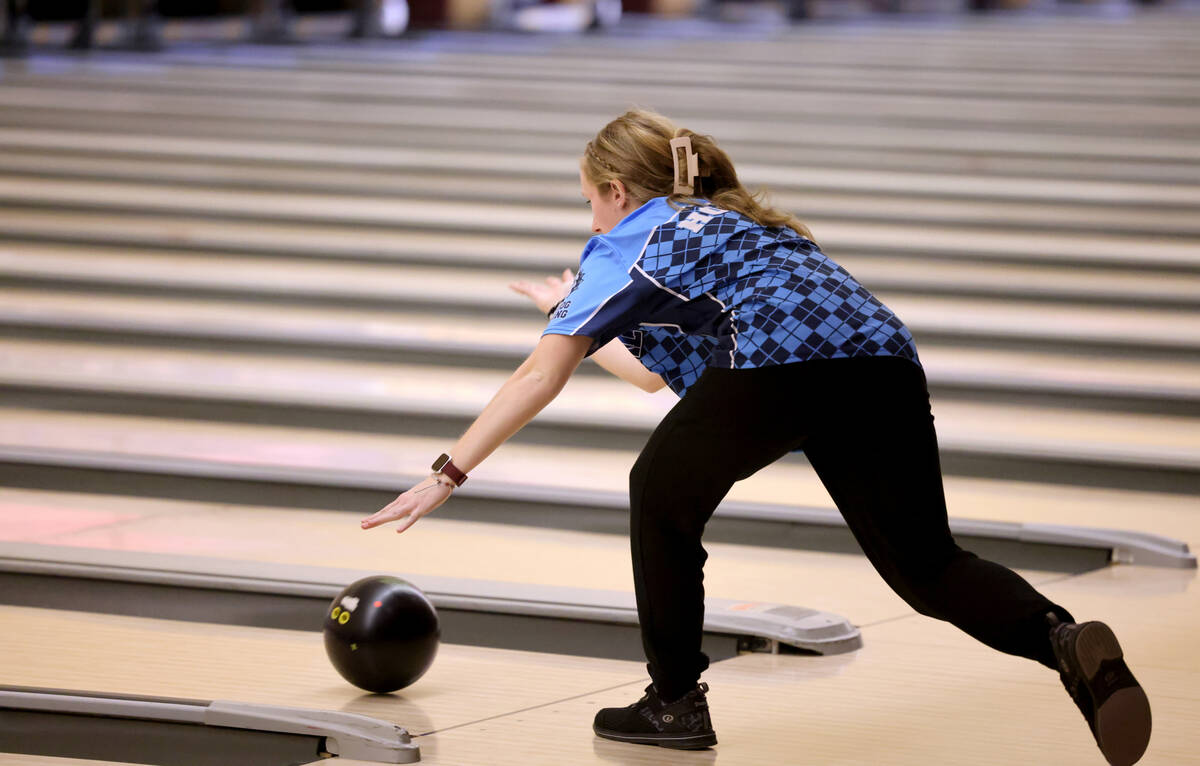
[628,356,1074,702]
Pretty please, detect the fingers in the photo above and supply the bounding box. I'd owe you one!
[509,271,575,315]
[393,508,426,535]
[360,500,411,530]
[361,482,451,533]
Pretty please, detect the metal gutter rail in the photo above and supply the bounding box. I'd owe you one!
[0,686,420,763]
[0,542,863,657]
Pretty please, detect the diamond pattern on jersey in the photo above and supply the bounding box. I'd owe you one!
[638,206,917,372]
[620,327,712,397]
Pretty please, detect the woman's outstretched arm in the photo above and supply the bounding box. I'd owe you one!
[360,332,592,534]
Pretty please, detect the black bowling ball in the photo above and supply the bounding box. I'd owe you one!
[323,575,440,693]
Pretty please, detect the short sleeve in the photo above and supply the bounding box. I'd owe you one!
[542,240,650,356]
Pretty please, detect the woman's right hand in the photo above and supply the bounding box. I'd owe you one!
[509,268,574,316]
[361,475,454,534]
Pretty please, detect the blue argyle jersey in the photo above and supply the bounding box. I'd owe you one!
[543,197,918,397]
[617,326,713,397]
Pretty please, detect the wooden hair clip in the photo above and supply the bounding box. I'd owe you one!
[669,136,699,195]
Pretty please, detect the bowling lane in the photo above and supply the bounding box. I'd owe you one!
[0,605,985,766]
[7,242,1200,309]
[2,339,1196,430]
[31,48,1200,100]
[5,159,1199,237]
[0,604,647,738]
[6,64,1199,138]
[8,486,1198,623]
[5,406,1200,535]
[5,204,1198,272]
[5,348,1200,475]
[5,284,1200,361]
[14,64,1200,129]
[10,575,1189,766]
[4,128,1200,207]
[3,529,1196,766]
[418,610,1195,766]
[0,209,580,269]
[0,489,918,625]
[2,110,1188,183]
[4,77,1197,167]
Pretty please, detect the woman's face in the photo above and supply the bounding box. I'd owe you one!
[580,168,630,235]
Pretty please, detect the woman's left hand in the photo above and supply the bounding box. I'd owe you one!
[510,268,574,315]
[361,476,454,534]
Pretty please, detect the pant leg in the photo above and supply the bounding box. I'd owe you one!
[629,365,806,701]
[800,357,1073,668]
[630,356,1074,699]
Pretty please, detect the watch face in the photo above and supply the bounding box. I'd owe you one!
[432,453,451,472]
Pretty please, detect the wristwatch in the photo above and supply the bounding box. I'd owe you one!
[431,453,468,487]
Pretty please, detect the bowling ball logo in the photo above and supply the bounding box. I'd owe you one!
[323,575,440,693]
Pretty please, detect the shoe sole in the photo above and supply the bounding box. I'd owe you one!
[593,726,717,750]
[1074,622,1152,766]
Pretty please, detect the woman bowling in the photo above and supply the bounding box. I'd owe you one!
[360,109,1151,765]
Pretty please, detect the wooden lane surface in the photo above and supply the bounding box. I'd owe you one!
[412,561,1200,766]
[0,341,684,430]
[0,245,1181,312]
[2,563,1196,765]
[3,339,1200,450]
[4,160,1198,238]
[4,242,1200,313]
[2,80,1198,164]
[0,487,922,625]
[6,187,1200,271]
[7,22,1200,101]
[5,145,1196,215]
[2,479,1192,620]
[0,209,578,269]
[0,603,646,743]
[2,409,1199,545]
[3,128,1200,207]
[1,112,1190,184]
[80,45,1200,100]
[7,67,1200,134]
[5,397,1200,495]
[14,29,1200,81]
[2,55,1200,162]
[2,337,1197,416]
[2,287,1197,361]
[3,208,1199,280]
[4,484,1196,763]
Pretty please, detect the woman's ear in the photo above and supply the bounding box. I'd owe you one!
[609,179,629,208]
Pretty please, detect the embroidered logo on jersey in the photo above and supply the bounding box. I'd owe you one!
[678,205,724,234]
[553,300,571,319]
[568,270,585,295]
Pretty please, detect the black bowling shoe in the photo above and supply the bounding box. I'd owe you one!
[593,681,717,750]
[1047,614,1151,766]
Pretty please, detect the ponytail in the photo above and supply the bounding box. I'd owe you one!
[582,109,812,240]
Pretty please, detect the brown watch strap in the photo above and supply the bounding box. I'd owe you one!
[431,453,468,487]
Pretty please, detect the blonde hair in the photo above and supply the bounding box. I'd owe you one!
[582,109,812,240]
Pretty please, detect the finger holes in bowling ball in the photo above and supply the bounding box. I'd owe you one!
[323,575,440,694]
